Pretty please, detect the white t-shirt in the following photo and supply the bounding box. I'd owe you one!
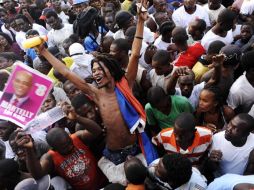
[203,4,225,24]
[249,104,254,118]
[211,131,254,176]
[154,35,171,51]
[47,24,73,54]
[176,167,207,190]
[232,24,242,37]
[175,82,205,110]
[240,0,254,15]
[227,74,254,113]
[58,11,69,24]
[149,68,174,92]
[70,53,93,80]
[106,30,115,37]
[207,174,254,190]
[16,24,48,50]
[113,26,155,44]
[172,4,211,28]
[201,29,234,50]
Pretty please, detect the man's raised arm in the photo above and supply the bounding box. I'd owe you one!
[126,0,148,88]
[39,48,98,100]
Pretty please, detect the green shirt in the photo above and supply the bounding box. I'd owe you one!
[145,95,193,129]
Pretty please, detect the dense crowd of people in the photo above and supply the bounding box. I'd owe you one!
[0,0,254,189]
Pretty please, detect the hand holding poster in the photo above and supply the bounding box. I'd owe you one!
[0,62,53,128]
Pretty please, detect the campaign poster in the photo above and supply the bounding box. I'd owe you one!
[0,62,53,128]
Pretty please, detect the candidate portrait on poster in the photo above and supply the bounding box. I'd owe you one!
[0,62,53,128]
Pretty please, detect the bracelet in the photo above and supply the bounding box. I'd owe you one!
[135,36,143,40]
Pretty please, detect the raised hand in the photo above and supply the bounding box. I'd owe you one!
[208,54,226,69]
[136,0,149,21]
[15,129,34,149]
[58,101,77,120]
[172,66,190,78]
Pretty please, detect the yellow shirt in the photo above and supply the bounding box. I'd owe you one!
[192,61,209,83]
[47,57,73,84]
[121,0,132,11]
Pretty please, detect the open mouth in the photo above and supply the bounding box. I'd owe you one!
[95,77,103,84]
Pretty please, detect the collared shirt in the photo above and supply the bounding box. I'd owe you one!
[10,94,29,107]
[152,127,212,164]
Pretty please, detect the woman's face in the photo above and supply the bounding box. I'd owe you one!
[0,35,8,47]
[198,89,217,112]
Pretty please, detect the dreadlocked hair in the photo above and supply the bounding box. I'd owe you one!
[91,53,125,82]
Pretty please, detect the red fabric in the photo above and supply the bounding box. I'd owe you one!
[48,134,104,190]
[174,42,205,68]
[116,77,146,123]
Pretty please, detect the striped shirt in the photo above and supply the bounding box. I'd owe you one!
[152,127,212,164]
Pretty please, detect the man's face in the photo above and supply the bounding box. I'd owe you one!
[102,4,114,16]
[90,0,100,10]
[155,158,168,182]
[173,124,194,149]
[154,96,171,115]
[178,75,194,98]
[46,16,61,30]
[241,25,253,42]
[105,16,115,31]
[19,0,28,9]
[208,0,221,10]
[64,83,82,100]
[76,103,97,121]
[0,57,10,69]
[184,0,196,11]
[221,21,234,32]
[0,35,8,47]
[15,18,29,32]
[92,61,111,88]
[225,117,247,142]
[72,3,88,15]
[0,121,14,141]
[9,139,26,161]
[2,0,14,11]
[109,43,122,63]
[53,135,74,155]
[152,60,172,76]
[41,94,56,112]
[12,71,33,98]
[0,11,8,22]
[154,0,167,13]
[51,0,61,11]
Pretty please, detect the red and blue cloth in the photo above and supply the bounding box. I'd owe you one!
[115,77,158,165]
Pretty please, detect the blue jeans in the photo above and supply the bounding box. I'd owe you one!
[103,143,140,165]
